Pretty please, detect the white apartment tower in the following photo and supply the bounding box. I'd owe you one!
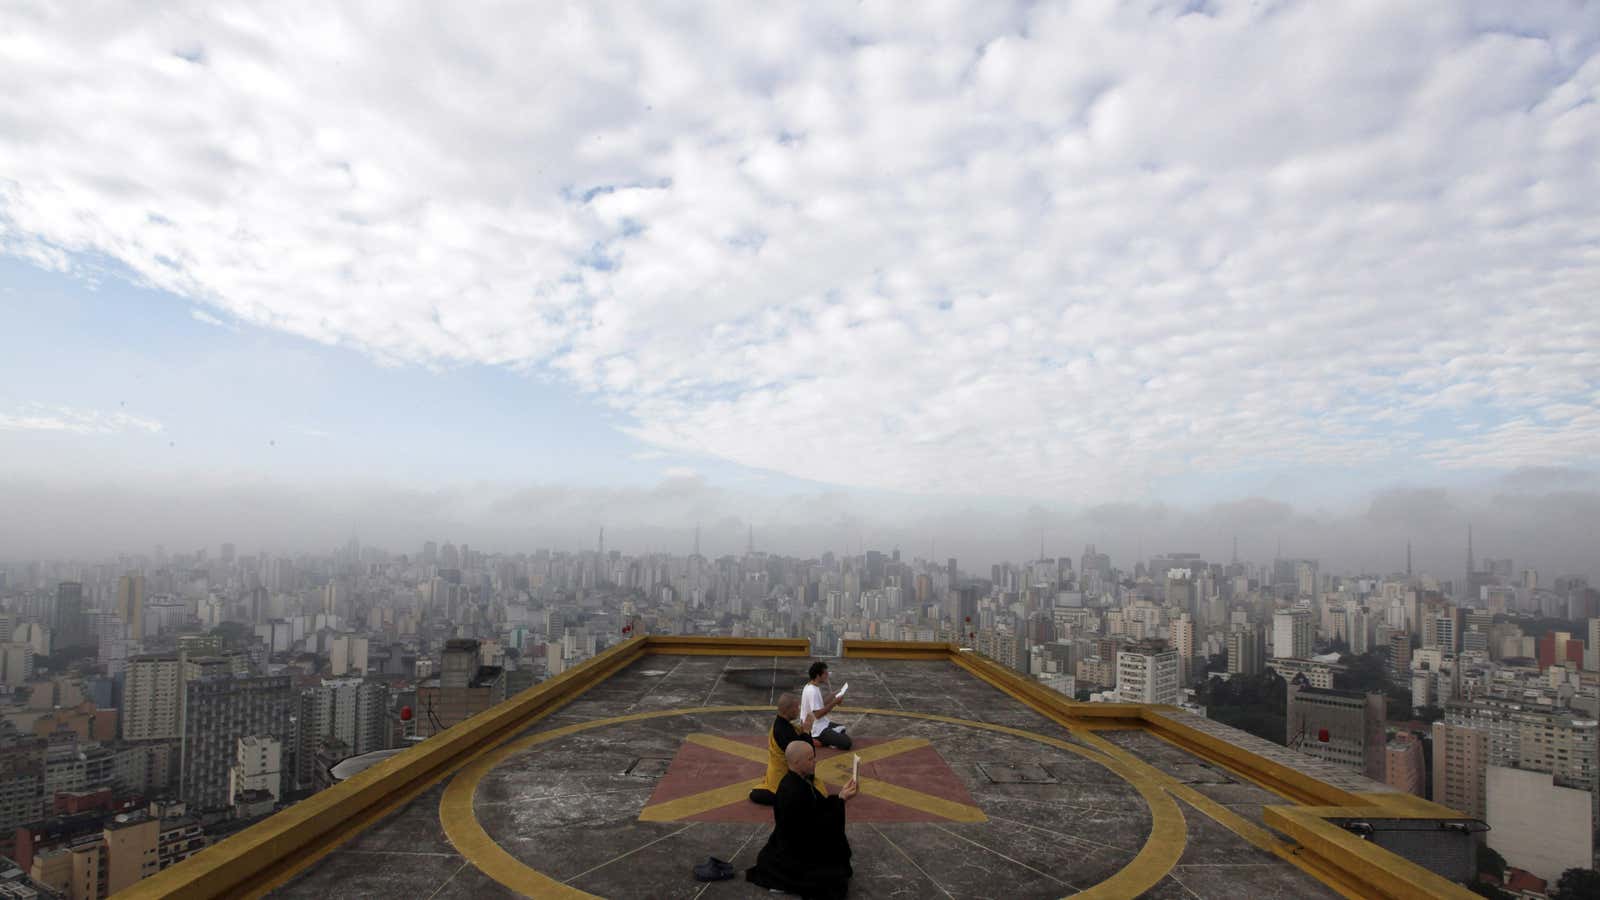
[1116,640,1180,705]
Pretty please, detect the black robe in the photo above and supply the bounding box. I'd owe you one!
[746,771,853,900]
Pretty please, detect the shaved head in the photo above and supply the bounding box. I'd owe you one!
[777,692,800,717]
[785,739,815,775]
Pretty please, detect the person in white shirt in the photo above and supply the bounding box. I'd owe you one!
[799,661,851,750]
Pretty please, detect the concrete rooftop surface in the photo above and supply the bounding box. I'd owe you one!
[269,653,1363,899]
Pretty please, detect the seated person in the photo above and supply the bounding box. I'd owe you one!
[746,741,858,900]
[750,692,809,805]
[800,660,852,750]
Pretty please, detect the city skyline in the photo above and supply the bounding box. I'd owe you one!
[3,467,1597,579]
[3,3,1600,895]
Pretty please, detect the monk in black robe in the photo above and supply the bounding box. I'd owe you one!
[750,692,811,806]
[746,740,858,899]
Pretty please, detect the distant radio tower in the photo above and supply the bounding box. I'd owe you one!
[694,523,701,557]
[1406,541,1413,577]
[747,524,754,556]
[599,526,605,559]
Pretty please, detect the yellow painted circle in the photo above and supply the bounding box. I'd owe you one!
[439,705,1187,899]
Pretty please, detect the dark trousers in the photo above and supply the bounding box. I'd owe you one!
[814,724,852,750]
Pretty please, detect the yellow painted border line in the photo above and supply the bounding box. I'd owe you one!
[119,637,651,899]
[1072,728,1373,900]
[441,705,771,899]
[439,705,1187,900]
[942,640,1480,900]
[119,637,811,899]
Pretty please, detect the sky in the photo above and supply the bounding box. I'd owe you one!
[1,1,1598,574]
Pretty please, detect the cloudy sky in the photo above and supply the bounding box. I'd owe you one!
[2,1,1597,572]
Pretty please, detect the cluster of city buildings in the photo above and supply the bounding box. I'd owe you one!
[0,532,1594,895]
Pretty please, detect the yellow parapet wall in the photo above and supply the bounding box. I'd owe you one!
[844,638,1479,900]
[643,635,811,657]
[117,635,811,899]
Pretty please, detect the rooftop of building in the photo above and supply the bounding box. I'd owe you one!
[1287,682,1377,701]
[123,637,1483,900]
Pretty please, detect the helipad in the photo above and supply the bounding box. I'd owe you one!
[124,637,1481,900]
[275,653,1353,898]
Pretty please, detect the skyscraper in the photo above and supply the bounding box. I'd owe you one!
[117,574,146,635]
[1171,614,1197,687]
[1431,721,1488,818]
[1388,630,1412,680]
[54,581,84,649]
[296,678,390,788]
[181,675,294,811]
[1227,626,1263,676]
[123,653,183,741]
[1272,609,1313,660]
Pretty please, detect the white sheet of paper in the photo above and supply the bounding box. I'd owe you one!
[852,754,860,783]
[836,682,849,697]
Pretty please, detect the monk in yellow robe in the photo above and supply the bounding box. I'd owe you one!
[749,692,811,805]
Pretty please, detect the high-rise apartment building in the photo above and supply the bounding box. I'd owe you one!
[0,730,46,840]
[1171,614,1196,686]
[123,654,183,741]
[1227,626,1263,676]
[1432,721,1488,818]
[116,574,146,635]
[1286,678,1386,781]
[229,735,283,806]
[1429,608,1460,655]
[1345,607,1369,654]
[0,643,34,686]
[296,678,390,788]
[1388,630,1412,680]
[180,675,293,811]
[54,582,85,649]
[1589,617,1600,672]
[1116,640,1180,705]
[1272,609,1313,660]
[1443,699,1599,797]
[1384,732,1426,796]
[974,628,1024,673]
[329,635,369,676]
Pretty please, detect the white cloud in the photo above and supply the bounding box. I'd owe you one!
[1,2,1597,498]
[0,404,163,435]
[189,307,237,330]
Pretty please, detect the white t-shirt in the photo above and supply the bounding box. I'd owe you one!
[800,682,831,737]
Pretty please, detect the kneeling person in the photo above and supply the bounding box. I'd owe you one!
[750,692,809,805]
[746,741,858,900]
[801,661,852,750]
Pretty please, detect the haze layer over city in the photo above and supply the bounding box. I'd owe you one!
[1,2,1599,899]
